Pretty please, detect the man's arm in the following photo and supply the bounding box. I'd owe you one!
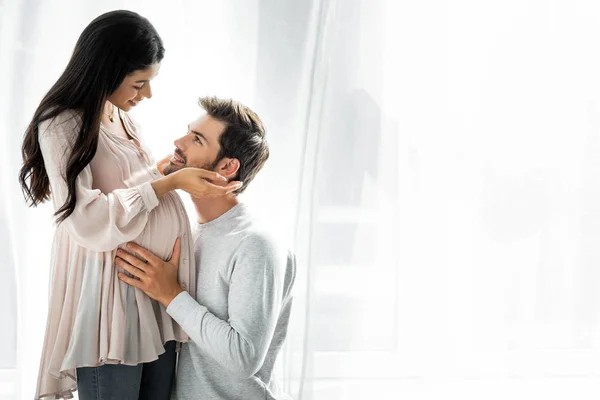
[166,233,286,378]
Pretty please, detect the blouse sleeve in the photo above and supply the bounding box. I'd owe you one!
[38,111,160,252]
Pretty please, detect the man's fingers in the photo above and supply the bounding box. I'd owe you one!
[118,272,143,289]
[126,243,161,266]
[169,238,181,266]
[116,250,147,272]
[116,257,146,279]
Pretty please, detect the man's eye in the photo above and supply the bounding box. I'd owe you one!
[194,136,202,145]
[133,86,143,90]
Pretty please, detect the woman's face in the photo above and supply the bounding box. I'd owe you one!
[108,63,161,111]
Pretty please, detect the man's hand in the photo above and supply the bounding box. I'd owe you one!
[116,238,185,307]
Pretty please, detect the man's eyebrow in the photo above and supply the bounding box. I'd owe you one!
[135,79,149,83]
[188,124,208,143]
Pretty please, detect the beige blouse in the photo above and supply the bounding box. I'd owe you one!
[34,109,196,399]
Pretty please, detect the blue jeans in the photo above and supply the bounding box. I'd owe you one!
[76,341,177,400]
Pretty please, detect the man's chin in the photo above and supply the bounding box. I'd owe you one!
[163,163,185,176]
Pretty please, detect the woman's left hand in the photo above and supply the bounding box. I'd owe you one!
[156,154,172,175]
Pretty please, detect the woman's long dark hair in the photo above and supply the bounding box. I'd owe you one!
[19,10,164,223]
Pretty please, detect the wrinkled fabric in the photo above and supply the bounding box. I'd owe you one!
[34,109,196,399]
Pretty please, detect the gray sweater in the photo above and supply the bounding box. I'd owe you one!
[166,204,296,400]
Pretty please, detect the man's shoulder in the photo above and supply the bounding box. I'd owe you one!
[232,219,292,261]
[237,225,280,256]
[226,210,296,287]
[232,227,296,287]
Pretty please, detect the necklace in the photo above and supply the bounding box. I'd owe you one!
[103,103,116,123]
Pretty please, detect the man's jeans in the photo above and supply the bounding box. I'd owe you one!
[76,341,177,400]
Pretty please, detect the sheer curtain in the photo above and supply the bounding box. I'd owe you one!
[3,0,600,399]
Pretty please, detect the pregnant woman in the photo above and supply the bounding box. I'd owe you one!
[18,10,241,400]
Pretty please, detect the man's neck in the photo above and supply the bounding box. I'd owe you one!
[192,195,240,224]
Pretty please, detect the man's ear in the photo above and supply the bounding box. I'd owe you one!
[216,157,240,179]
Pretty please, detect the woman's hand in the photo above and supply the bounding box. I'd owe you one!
[151,167,242,198]
[170,168,243,197]
[156,154,172,175]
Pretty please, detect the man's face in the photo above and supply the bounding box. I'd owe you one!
[164,113,226,175]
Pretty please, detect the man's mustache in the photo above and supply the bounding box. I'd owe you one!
[174,148,187,163]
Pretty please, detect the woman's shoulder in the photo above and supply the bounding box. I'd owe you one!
[39,109,82,137]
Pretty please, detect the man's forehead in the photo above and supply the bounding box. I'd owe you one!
[189,113,226,136]
[189,111,208,126]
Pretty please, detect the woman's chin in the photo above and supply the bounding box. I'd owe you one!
[113,101,138,112]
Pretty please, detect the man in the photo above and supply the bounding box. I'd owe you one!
[115,96,296,400]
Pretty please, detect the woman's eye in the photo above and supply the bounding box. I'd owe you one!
[133,86,143,90]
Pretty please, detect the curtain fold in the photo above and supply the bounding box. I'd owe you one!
[5,1,600,399]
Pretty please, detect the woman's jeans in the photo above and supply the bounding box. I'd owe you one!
[76,341,177,400]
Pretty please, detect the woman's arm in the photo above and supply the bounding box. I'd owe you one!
[40,122,159,252]
[39,114,239,252]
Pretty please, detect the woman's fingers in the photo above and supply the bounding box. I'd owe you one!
[191,168,227,182]
[196,180,243,196]
[224,181,243,193]
[202,170,227,182]
[175,167,243,197]
[156,154,172,175]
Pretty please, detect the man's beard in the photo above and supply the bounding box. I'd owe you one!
[163,158,219,176]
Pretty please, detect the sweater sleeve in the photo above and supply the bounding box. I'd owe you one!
[39,111,160,252]
[166,233,285,379]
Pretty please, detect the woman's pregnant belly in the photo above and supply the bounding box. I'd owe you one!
[112,190,194,357]
[126,191,189,262]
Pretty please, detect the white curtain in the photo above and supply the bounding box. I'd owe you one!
[3,0,600,399]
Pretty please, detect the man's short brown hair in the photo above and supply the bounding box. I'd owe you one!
[200,96,269,193]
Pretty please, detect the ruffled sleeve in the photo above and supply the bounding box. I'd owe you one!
[38,110,160,252]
